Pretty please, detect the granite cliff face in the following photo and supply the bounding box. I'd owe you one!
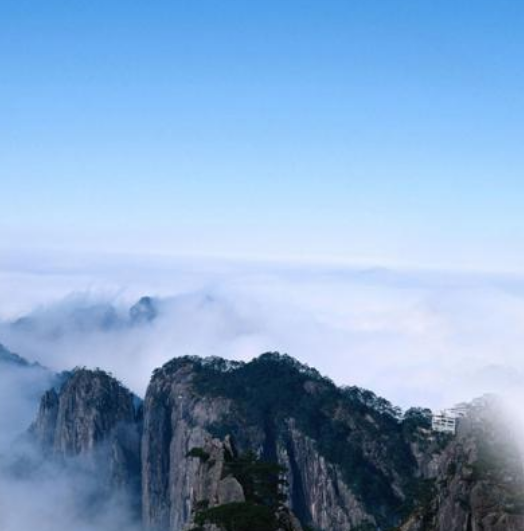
[401,400,524,531]
[140,355,524,531]
[28,353,524,531]
[31,368,142,502]
[141,360,234,530]
[142,354,420,531]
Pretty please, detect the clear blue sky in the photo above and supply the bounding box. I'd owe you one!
[2,1,523,271]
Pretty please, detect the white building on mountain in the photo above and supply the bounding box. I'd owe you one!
[431,403,469,434]
[431,411,457,434]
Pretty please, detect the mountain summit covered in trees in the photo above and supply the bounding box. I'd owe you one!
[2,344,523,531]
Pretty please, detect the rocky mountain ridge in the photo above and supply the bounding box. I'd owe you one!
[24,351,524,531]
[0,342,45,368]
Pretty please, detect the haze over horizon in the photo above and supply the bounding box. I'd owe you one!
[1,254,524,415]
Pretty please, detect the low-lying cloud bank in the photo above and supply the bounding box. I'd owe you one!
[1,253,524,531]
[0,353,140,531]
[1,253,524,410]
[0,359,52,451]
[0,450,141,531]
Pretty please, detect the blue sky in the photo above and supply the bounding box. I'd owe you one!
[2,1,524,271]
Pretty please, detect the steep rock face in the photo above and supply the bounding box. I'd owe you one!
[142,360,236,531]
[185,437,302,531]
[277,420,374,530]
[32,368,142,493]
[26,352,524,531]
[401,401,524,531]
[142,354,419,531]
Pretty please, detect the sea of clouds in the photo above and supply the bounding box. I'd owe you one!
[1,251,524,530]
[2,251,524,409]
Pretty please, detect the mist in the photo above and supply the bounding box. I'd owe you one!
[0,361,142,531]
[2,254,524,530]
[2,253,524,410]
[0,443,141,531]
[0,361,53,452]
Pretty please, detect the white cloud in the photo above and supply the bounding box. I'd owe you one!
[1,252,524,411]
[2,251,524,531]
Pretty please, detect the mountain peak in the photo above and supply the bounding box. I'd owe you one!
[0,342,45,369]
[129,296,158,324]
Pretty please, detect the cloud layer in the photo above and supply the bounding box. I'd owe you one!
[1,252,524,531]
[2,253,524,410]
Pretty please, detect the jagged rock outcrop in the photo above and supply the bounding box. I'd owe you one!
[401,399,524,531]
[142,360,236,531]
[277,419,374,529]
[31,368,142,495]
[142,354,420,531]
[0,343,35,367]
[25,352,524,531]
[130,296,159,325]
[185,437,303,531]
